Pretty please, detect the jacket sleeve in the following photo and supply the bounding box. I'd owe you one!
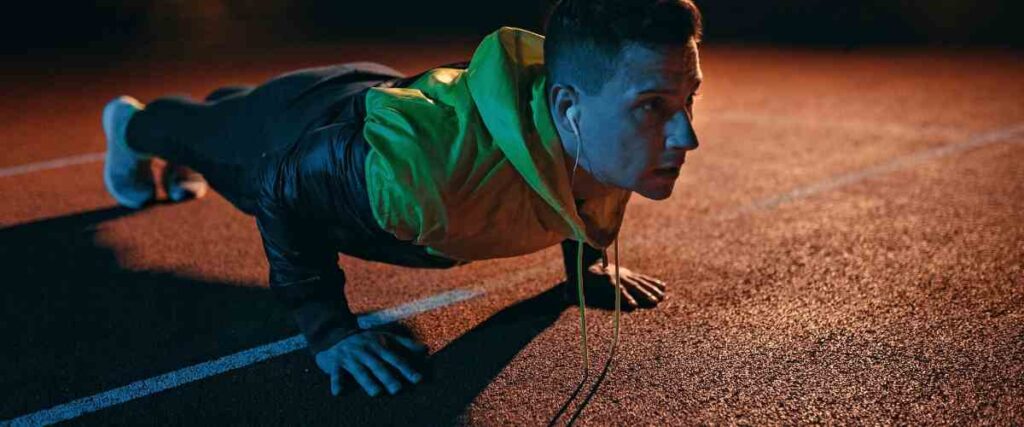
[256,122,369,355]
[256,199,360,355]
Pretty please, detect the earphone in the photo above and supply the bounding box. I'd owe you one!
[567,106,581,138]
[563,102,625,406]
[567,106,583,186]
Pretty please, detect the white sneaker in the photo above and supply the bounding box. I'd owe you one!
[102,96,154,209]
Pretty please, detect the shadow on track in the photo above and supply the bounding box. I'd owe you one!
[1,206,579,424]
[281,284,572,425]
[0,206,294,419]
[87,277,576,425]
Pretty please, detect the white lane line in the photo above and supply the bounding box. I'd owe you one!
[356,288,484,329]
[717,123,1024,220]
[2,288,484,427]
[0,152,105,178]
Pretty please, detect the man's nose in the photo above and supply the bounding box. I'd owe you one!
[666,111,699,151]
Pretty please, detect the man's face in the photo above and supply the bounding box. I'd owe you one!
[574,40,702,200]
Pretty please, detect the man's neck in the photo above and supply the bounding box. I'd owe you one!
[562,148,616,201]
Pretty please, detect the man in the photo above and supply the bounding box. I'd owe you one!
[100,0,702,398]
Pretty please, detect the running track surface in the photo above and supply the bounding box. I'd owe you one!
[2,40,1022,425]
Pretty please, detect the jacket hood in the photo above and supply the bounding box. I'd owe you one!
[465,27,631,248]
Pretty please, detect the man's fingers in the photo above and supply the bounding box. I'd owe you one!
[638,275,667,291]
[373,343,423,384]
[356,350,403,395]
[616,284,640,308]
[392,334,429,354]
[323,360,345,397]
[330,371,343,397]
[342,358,383,397]
[635,278,666,301]
[624,278,660,305]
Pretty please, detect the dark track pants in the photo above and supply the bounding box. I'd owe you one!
[123,61,603,278]
[125,61,405,215]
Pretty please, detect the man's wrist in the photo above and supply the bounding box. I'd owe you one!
[293,299,361,355]
[560,239,605,281]
[306,321,363,355]
[268,273,361,355]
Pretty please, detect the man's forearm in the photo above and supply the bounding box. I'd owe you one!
[256,194,362,355]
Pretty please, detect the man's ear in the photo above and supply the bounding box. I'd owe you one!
[549,83,580,138]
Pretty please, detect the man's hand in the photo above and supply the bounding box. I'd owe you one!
[315,330,428,397]
[563,264,667,310]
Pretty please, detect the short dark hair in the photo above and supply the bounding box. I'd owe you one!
[544,0,703,94]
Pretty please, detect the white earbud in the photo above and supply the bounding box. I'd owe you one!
[567,105,583,186]
[567,106,581,138]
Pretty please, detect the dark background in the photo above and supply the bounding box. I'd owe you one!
[2,0,1021,59]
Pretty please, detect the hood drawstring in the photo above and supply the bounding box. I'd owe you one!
[573,237,621,380]
[568,126,621,384]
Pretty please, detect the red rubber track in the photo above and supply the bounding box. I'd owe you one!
[1,42,1022,425]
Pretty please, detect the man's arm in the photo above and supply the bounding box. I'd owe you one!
[254,121,372,354]
[258,189,426,399]
[256,122,426,398]
[256,197,360,355]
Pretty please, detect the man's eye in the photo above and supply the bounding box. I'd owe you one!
[641,98,664,112]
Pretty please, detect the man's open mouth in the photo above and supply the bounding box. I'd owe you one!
[653,167,680,178]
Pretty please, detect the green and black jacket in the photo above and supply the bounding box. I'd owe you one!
[258,27,631,354]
